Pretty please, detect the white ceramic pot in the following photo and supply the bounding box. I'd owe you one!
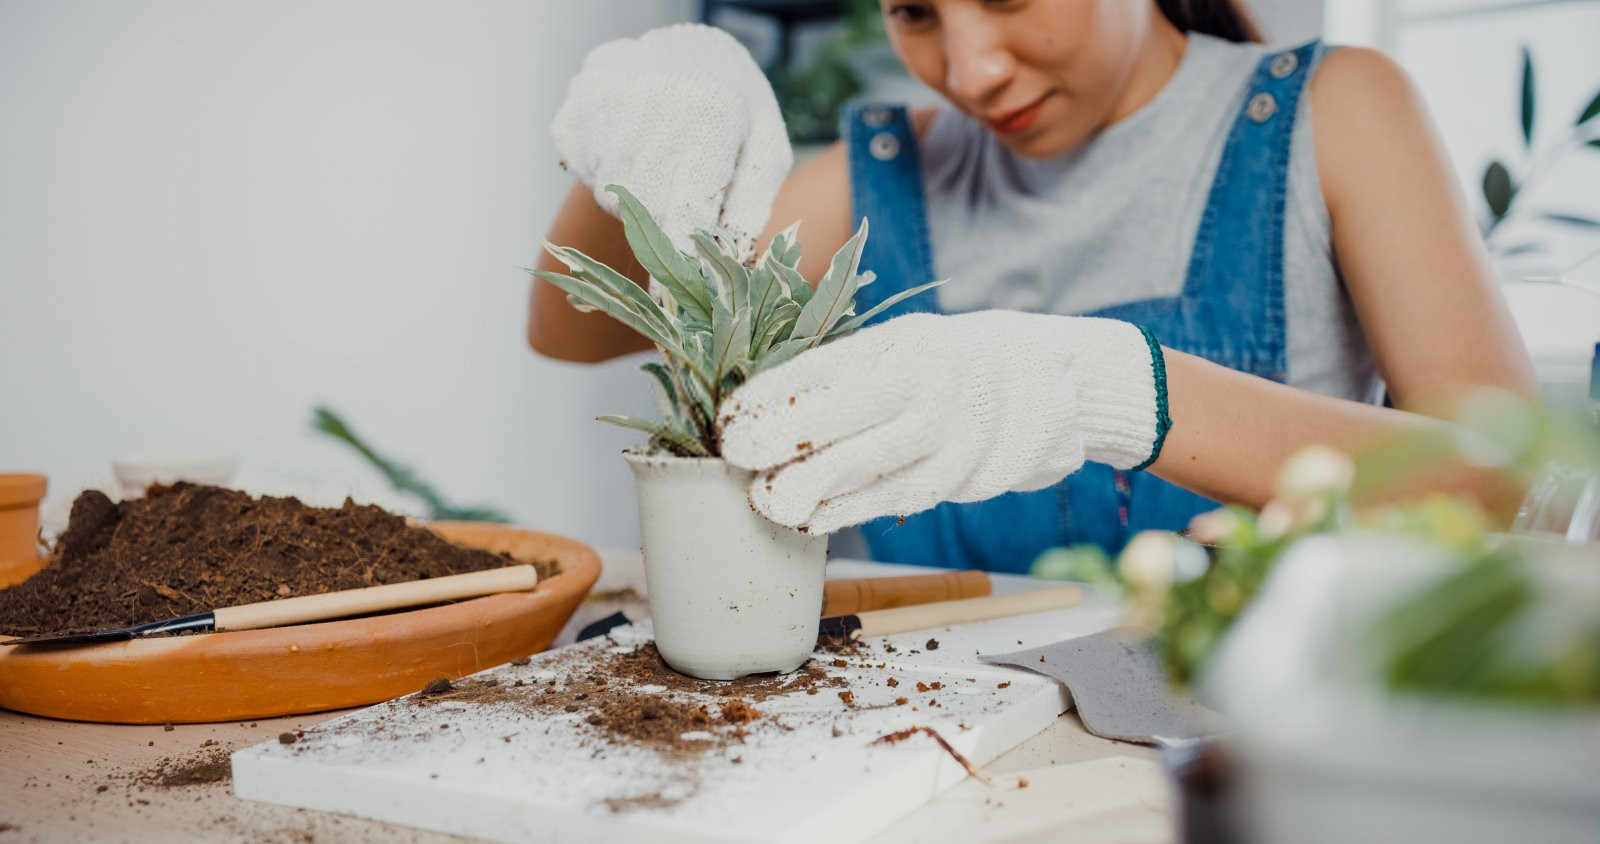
[623,450,827,680]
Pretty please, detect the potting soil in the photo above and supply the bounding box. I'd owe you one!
[0,483,556,635]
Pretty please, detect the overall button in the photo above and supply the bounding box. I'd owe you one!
[870,132,900,161]
[1246,92,1277,122]
[862,106,892,128]
[1269,51,1299,78]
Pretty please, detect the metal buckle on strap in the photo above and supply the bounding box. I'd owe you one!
[1269,51,1299,79]
[869,132,900,161]
[1246,92,1278,123]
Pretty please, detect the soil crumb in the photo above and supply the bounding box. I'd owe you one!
[136,747,233,788]
[0,483,556,635]
[421,677,454,696]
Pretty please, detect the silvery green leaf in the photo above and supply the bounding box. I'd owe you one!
[640,362,680,422]
[534,270,675,351]
[790,217,869,344]
[711,305,753,385]
[605,184,712,321]
[747,261,782,331]
[856,269,877,289]
[682,314,712,338]
[761,219,803,268]
[766,253,810,308]
[544,242,676,340]
[756,335,812,370]
[753,300,801,354]
[692,230,749,312]
[596,414,709,457]
[825,279,947,340]
[566,293,600,313]
[676,346,717,420]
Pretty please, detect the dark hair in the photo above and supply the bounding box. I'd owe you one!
[1155,0,1263,43]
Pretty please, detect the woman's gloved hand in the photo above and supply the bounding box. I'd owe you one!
[551,23,791,262]
[718,311,1171,534]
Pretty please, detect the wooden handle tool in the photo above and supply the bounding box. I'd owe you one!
[820,570,991,617]
[818,586,1084,641]
[3,564,541,646]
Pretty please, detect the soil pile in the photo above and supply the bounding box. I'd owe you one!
[0,483,555,634]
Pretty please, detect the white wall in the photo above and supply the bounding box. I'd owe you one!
[0,0,695,547]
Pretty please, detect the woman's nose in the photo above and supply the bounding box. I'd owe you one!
[942,20,1015,105]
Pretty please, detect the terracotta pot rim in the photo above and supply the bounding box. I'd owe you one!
[0,473,47,509]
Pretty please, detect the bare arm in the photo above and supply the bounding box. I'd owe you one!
[1148,48,1537,520]
[525,184,655,363]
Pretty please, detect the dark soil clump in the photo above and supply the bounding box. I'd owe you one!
[136,747,233,788]
[0,483,556,635]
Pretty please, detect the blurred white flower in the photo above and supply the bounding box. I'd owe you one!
[1187,508,1242,545]
[1172,537,1210,583]
[1257,499,1295,541]
[1274,445,1355,503]
[1119,530,1179,593]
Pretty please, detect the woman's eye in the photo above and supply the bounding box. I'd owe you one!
[886,3,934,25]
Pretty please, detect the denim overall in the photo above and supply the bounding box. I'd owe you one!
[844,40,1328,571]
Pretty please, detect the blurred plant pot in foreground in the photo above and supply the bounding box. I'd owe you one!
[1204,532,1599,844]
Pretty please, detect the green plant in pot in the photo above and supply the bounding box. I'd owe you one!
[533,185,940,680]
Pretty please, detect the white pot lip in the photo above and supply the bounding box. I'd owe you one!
[621,447,725,466]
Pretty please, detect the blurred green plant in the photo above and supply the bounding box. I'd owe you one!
[310,405,510,523]
[770,0,897,143]
[1032,390,1600,704]
[1480,45,1600,257]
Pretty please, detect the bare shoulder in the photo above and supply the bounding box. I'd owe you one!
[1307,46,1435,214]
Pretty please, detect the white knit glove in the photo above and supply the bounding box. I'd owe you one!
[719,311,1170,534]
[551,23,792,262]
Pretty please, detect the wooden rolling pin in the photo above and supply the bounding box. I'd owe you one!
[4,564,541,646]
[820,570,991,617]
[819,586,1084,641]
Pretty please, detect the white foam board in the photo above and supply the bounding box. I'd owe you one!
[234,601,1118,843]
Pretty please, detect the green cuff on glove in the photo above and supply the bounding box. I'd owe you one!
[1130,324,1172,472]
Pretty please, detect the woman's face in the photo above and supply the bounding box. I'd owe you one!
[882,0,1162,159]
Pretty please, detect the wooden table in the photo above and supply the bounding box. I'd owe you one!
[0,554,1172,843]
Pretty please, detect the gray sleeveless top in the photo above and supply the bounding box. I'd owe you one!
[918,33,1381,403]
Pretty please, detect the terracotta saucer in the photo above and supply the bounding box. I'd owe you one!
[0,521,601,724]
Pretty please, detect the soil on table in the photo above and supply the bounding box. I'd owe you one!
[404,642,849,756]
[0,483,557,635]
[135,746,234,788]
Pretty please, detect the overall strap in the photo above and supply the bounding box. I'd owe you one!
[845,104,942,325]
[1178,38,1329,380]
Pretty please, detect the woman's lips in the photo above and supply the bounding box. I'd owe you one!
[988,95,1049,134]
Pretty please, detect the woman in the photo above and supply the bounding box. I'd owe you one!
[529,1,1536,572]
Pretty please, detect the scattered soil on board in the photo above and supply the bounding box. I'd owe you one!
[0,483,557,635]
[404,643,848,756]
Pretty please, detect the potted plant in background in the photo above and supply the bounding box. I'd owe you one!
[533,185,940,680]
